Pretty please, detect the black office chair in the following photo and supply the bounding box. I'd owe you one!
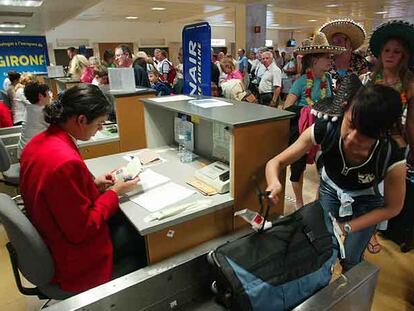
[0,194,74,305]
[0,138,19,186]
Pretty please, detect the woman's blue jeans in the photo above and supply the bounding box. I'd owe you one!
[319,180,384,271]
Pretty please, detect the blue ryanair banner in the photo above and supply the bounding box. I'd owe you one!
[0,35,49,87]
[182,22,211,96]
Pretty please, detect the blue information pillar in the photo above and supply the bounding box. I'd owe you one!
[182,22,211,96]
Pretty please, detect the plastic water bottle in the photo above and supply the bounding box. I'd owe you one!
[178,116,193,163]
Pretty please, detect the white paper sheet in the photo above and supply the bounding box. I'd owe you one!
[130,182,196,212]
[47,65,65,78]
[148,95,194,102]
[91,130,109,141]
[189,99,233,108]
[134,169,170,193]
[108,67,136,92]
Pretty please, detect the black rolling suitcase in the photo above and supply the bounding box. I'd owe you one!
[208,200,338,311]
[382,171,414,252]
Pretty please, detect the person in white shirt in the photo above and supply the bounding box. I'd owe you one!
[155,49,173,84]
[258,51,282,106]
[17,81,51,158]
[13,73,35,125]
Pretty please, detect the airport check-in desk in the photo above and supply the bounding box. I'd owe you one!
[44,228,379,311]
[85,96,293,263]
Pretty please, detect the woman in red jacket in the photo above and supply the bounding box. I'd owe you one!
[20,84,144,293]
[0,99,12,127]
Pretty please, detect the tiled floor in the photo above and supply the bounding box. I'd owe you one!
[1,165,414,310]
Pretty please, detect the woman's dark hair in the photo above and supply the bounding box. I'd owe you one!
[8,71,21,83]
[24,81,49,105]
[44,84,111,125]
[103,49,114,62]
[349,84,402,139]
[301,53,326,75]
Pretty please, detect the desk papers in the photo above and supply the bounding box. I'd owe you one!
[148,95,194,102]
[189,99,233,108]
[135,169,170,193]
[130,182,196,212]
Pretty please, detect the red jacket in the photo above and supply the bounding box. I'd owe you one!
[20,125,119,293]
[0,100,12,127]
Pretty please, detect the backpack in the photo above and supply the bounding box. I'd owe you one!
[166,60,176,85]
[208,200,337,311]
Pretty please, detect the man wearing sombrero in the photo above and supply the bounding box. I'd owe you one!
[320,19,368,88]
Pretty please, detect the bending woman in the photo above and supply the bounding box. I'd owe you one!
[266,85,406,271]
[20,84,144,293]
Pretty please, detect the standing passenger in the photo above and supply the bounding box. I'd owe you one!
[319,19,368,88]
[258,51,282,106]
[283,32,344,208]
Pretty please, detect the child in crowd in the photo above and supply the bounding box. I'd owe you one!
[148,69,172,96]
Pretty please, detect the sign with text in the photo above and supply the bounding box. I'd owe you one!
[0,35,49,87]
[182,22,211,96]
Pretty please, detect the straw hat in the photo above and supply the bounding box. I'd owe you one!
[136,51,149,59]
[312,73,362,120]
[369,20,414,58]
[319,19,366,51]
[295,32,346,55]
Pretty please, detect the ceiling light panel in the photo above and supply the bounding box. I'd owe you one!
[0,0,43,7]
[0,30,20,34]
[0,23,25,28]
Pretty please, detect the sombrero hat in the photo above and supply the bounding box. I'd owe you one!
[369,20,414,58]
[295,32,346,55]
[319,19,366,51]
[312,73,363,121]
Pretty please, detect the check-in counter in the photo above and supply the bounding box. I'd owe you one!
[86,96,293,263]
[78,125,120,160]
[44,77,81,99]
[110,88,156,152]
[140,96,294,228]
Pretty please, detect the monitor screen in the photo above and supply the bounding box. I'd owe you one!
[287,39,297,47]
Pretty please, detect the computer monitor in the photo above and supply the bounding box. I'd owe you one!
[286,39,297,47]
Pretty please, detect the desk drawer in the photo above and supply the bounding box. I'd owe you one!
[79,141,120,160]
[145,206,233,264]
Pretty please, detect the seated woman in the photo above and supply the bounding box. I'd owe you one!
[265,84,406,271]
[20,84,145,293]
[17,81,51,159]
[148,69,172,96]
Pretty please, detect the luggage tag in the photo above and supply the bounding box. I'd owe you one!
[329,212,346,259]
